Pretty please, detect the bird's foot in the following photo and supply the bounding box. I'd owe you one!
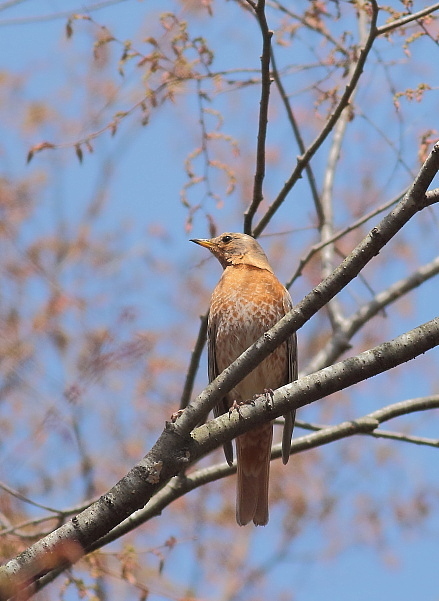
[264,388,275,410]
[253,388,275,410]
[170,408,184,422]
[228,399,255,419]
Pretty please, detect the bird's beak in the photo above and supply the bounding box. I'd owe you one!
[190,238,214,249]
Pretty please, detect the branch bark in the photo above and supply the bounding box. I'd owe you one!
[73,394,439,556]
[3,327,439,599]
[377,2,439,36]
[305,254,439,373]
[253,1,379,236]
[179,313,208,410]
[244,0,273,234]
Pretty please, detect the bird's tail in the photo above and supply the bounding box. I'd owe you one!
[236,422,273,526]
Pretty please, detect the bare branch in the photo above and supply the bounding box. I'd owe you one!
[319,9,370,335]
[0,481,60,515]
[270,47,323,226]
[30,394,439,591]
[268,0,350,57]
[0,0,27,12]
[306,254,439,373]
[106,393,439,542]
[179,313,208,410]
[1,312,438,598]
[319,10,368,334]
[0,0,131,25]
[177,140,439,435]
[286,189,405,288]
[377,3,439,37]
[253,1,380,237]
[244,0,274,234]
[367,428,439,448]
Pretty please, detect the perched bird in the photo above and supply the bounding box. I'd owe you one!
[191,233,297,526]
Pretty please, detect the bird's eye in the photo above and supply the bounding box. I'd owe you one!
[221,235,232,244]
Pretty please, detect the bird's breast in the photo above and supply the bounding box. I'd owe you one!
[209,265,289,397]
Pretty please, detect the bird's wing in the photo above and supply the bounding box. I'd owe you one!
[281,291,298,465]
[208,315,234,466]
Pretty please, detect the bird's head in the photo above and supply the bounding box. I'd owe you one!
[191,232,273,272]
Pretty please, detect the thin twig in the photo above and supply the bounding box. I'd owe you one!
[0,516,63,540]
[270,47,323,226]
[377,2,439,36]
[305,254,439,373]
[286,188,406,288]
[0,482,60,515]
[0,0,27,12]
[295,417,439,448]
[244,0,274,234]
[0,0,131,25]
[179,314,208,410]
[268,0,350,58]
[0,498,96,539]
[253,0,380,237]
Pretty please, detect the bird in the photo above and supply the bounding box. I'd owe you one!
[191,232,297,526]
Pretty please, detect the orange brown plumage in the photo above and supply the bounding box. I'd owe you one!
[191,233,297,526]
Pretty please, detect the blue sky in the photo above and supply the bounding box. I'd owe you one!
[1,1,439,600]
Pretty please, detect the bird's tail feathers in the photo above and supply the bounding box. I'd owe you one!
[236,422,273,526]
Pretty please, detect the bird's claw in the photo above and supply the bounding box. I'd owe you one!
[228,400,242,418]
[228,399,255,419]
[264,389,275,410]
[170,409,184,423]
[253,389,274,410]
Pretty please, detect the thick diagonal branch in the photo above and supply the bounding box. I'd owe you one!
[178,141,439,434]
[306,254,439,373]
[68,394,439,556]
[1,316,438,600]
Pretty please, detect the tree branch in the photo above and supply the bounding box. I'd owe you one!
[179,313,208,410]
[23,394,439,598]
[306,254,439,373]
[177,140,439,436]
[0,0,132,25]
[286,188,406,287]
[268,0,350,58]
[377,3,439,37]
[270,46,323,227]
[319,8,369,334]
[253,1,379,237]
[244,0,273,234]
[88,394,439,549]
[1,311,439,599]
